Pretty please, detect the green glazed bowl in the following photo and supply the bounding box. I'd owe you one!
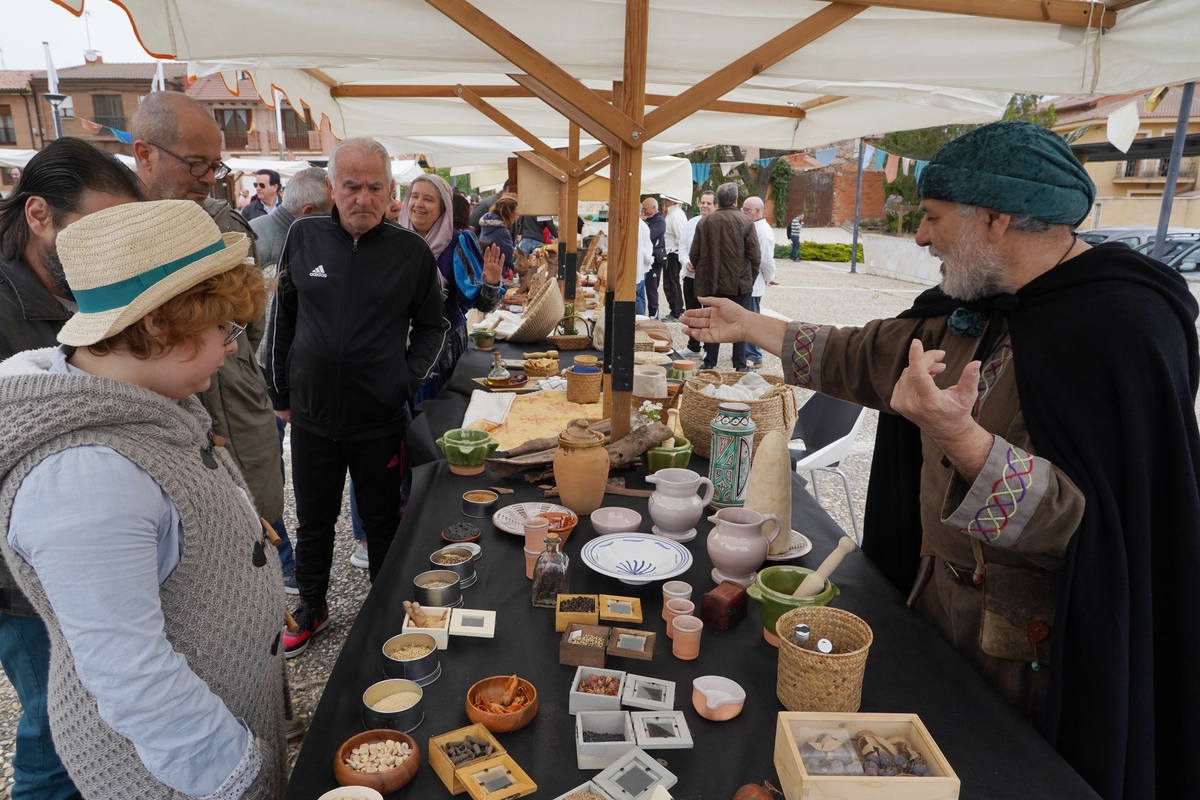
[746,565,840,647]
[435,428,500,475]
[645,435,693,473]
[470,329,496,350]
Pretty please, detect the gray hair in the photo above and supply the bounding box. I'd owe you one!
[131,91,217,146]
[716,182,739,208]
[642,196,658,211]
[327,137,391,186]
[282,167,330,216]
[953,202,1054,234]
[743,195,764,212]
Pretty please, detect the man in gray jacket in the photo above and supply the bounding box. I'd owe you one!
[0,137,141,800]
[688,181,759,371]
[250,167,332,271]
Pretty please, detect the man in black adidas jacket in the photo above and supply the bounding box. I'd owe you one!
[266,137,447,656]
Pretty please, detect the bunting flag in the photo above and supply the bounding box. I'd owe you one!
[246,117,257,136]
[862,145,876,167]
[1145,86,1170,114]
[43,42,59,95]
[873,148,887,171]
[914,160,929,182]
[884,154,900,182]
[79,118,103,134]
[719,161,742,176]
[111,129,132,144]
[1107,101,1140,153]
[901,157,912,176]
[691,163,712,185]
[815,147,837,166]
[755,157,774,168]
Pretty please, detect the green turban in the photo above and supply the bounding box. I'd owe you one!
[917,120,1096,226]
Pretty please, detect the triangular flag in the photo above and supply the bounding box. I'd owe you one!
[79,118,103,134]
[815,147,837,167]
[862,145,876,168]
[691,163,712,185]
[1107,101,1140,153]
[873,149,887,171]
[719,161,741,176]
[901,157,912,175]
[884,154,900,182]
[152,60,165,93]
[755,157,773,169]
[42,42,59,95]
[111,128,132,144]
[1144,87,1170,114]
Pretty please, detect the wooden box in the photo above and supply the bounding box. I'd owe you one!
[560,623,611,668]
[569,665,627,714]
[575,710,637,769]
[429,724,506,795]
[556,594,601,631]
[621,674,675,712]
[700,580,748,631]
[773,712,960,800]
[600,595,643,624]
[458,753,537,800]
[401,606,451,649]
[606,627,655,661]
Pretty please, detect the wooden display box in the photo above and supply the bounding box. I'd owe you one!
[556,594,601,631]
[600,595,643,624]
[560,623,611,668]
[575,710,637,769]
[401,606,451,649]
[606,627,655,661]
[773,712,960,800]
[700,580,748,631]
[458,753,537,800]
[569,665,627,714]
[429,724,507,795]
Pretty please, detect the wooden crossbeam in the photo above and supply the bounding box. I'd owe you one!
[301,68,338,89]
[424,0,644,147]
[509,73,624,151]
[797,94,848,111]
[582,155,612,178]
[579,146,610,173]
[864,0,1115,27]
[455,85,583,177]
[643,3,865,140]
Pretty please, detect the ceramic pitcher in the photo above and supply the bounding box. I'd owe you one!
[706,506,781,587]
[708,402,755,507]
[552,419,609,515]
[646,468,715,543]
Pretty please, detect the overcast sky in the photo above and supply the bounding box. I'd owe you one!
[0,0,157,71]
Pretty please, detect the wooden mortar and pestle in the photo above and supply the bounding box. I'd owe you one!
[792,537,856,597]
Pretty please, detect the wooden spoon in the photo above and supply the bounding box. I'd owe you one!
[792,537,856,597]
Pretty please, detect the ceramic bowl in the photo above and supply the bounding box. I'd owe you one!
[462,490,499,518]
[465,675,539,733]
[361,679,424,733]
[470,329,496,350]
[691,676,746,721]
[436,429,499,476]
[580,534,693,586]
[441,522,482,544]
[332,729,420,794]
[590,507,643,535]
[746,565,840,647]
[644,436,693,474]
[318,785,384,800]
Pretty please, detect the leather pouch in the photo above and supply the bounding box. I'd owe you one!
[978,564,1057,664]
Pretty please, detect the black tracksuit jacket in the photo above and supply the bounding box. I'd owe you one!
[265,208,448,441]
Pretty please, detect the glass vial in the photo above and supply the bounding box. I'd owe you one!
[793,623,812,649]
[531,532,569,608]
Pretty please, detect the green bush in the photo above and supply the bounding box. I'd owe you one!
[774,241,864,262]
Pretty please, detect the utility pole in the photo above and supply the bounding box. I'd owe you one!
[849,139,866,274]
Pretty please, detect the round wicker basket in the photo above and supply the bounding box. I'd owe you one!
[775,606,873,713]
[677,371,799,458]
[509,279,565,343]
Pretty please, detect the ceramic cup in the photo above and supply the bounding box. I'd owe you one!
[661,581,692,620]
[663,598,695,640]
[523,516,550,553]
[671,615,703,660]
[523,547,540,580]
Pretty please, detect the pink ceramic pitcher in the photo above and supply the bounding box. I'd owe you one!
[706,507,781,587]
[646,468,715,543]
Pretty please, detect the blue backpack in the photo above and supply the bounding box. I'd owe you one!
[452,230,485,304]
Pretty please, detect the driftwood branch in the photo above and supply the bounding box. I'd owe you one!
[500,419,612,457]
[486,422,671,478]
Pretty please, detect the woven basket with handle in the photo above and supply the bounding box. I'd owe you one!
[677,371,799,458]
[775,606,873,713]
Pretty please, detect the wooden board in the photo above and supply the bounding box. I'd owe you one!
[470,376,542,394]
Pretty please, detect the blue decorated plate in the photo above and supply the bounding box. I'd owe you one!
[581,534,693,585]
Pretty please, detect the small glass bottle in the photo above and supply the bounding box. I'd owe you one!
[793,623,812,649]
[815,638,834,654]
[531,532,569,608]
[486,351,510,385]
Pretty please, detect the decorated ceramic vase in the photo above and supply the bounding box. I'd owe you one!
[708,402,755,507]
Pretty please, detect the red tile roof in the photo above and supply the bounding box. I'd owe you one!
[0,71,35,92]
[186,73,263,103]
[29,62,188,83]
[1054,86,1200,126]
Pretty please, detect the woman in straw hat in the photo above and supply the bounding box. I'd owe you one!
[0,200,285,799]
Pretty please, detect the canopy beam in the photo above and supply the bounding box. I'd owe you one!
[455,85,583,177]
[509,73,624,151]
[864,0,1115,27]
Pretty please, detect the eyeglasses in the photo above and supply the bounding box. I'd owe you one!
[220,320,246,347]
[147,140,230,180]
[254,182,268,188]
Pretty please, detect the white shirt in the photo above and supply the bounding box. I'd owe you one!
[679,214,703,275]
[663,204,687,254]
[637,218,654,282]
[752,218,776,297]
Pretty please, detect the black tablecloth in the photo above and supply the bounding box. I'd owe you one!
[285,345,1099,800]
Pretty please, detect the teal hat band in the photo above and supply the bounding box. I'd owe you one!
[73,239,226,314]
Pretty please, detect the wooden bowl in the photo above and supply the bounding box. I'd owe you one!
[465,675,539,733]
[333,729,421,794]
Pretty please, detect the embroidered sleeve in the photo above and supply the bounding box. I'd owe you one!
[941,436,1052,548]
[781,320,828,390]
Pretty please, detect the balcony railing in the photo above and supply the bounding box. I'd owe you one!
[93,116,127,132]
[1116,158,1199,180]
[284,131,313,150]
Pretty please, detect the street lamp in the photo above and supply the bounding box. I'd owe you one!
[43,92,66,140]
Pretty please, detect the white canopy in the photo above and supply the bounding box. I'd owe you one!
[0,150,44,169]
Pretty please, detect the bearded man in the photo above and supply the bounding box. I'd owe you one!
[681,120,1200,800]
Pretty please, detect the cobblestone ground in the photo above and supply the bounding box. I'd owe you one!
[0,254,1195,795]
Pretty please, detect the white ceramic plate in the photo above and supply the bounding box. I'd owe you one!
[581,534,693,585]
[492,502,578,536]
[764,530,814,562]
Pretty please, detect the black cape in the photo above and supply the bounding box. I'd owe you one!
[861,243,1200,799]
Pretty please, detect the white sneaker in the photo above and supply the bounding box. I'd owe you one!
[350,542,369,569]
[680,348,703,358]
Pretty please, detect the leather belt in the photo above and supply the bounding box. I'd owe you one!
[942,558,984,590]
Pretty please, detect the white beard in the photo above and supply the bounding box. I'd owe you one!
[931,224,1009,302]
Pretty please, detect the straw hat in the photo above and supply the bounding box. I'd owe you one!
[661,193,689,206]
[57,199,252,346]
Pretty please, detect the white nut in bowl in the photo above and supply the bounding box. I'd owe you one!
[318,786,385,800]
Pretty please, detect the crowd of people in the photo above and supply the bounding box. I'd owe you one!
[0,110,1195,800]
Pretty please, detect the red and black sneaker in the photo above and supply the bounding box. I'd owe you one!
[283,605,329,659]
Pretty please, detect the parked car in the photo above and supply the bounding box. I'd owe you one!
[1078,226,1199,247]
[1134,238,1200,272]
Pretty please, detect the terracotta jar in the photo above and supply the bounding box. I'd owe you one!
[552,419,609,515]
[706,506,781,587]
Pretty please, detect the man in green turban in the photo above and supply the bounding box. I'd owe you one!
[681,120,1200,800]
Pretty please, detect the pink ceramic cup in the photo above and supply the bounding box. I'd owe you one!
[523,547,540,580]
[523,517,550,552]
[663,598,695,640]
[671,615,703,660]
[661,580,692,620]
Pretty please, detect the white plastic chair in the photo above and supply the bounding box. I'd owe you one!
[789,394,868,544]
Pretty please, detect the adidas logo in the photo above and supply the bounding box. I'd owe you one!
[309,265,328,278]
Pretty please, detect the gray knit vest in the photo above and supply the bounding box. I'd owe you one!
[0,360,285,799]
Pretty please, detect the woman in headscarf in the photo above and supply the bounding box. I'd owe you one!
[399,173,503,402]
[0,199,285,799]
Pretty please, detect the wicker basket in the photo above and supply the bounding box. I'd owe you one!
[546,314,594,351]
[523,359,560,378]
[678,371,799,458]
[775,606,873,713]
[565,367,602,404]
[509,278,565,343]
[634,332,656,352]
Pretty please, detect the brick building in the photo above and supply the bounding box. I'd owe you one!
[186,73,335,157]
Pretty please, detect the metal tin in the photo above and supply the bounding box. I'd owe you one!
[382,632,441,686]
[462,490,499,518]
[414,569,463,608]
[362,678,424,733]
[431,547,478,589]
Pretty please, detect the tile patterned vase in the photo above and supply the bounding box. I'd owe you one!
[708,402,755,508]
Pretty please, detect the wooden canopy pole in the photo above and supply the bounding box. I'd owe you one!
[559,122,581,301]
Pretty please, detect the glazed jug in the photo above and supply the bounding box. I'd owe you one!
[552,419,609,515]
[709,402,755,507]
[706,506,781,587]
[646,467,715,543]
